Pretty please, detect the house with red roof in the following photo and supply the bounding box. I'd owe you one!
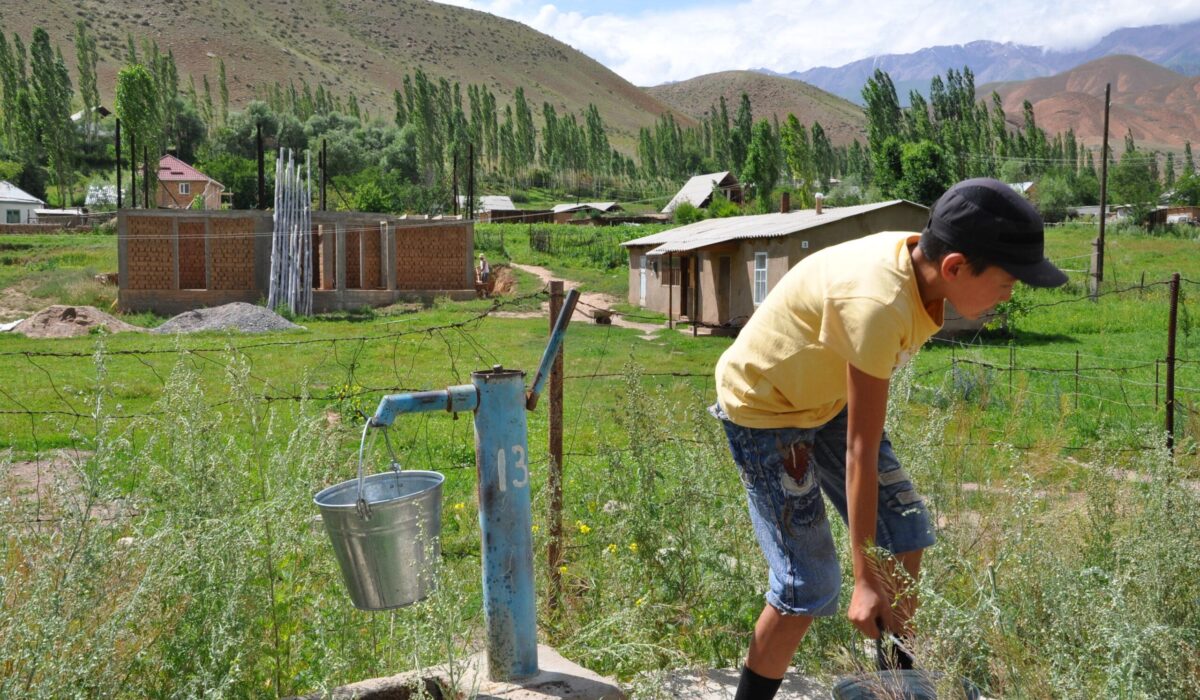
[156,154,227,210]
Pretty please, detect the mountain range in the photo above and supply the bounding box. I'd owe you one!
[982,55,1200,151]
[13,2,1200,158]
[774,18,1200,105]
[20,0,691,151]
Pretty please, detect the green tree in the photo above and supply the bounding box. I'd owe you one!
[1172,170,1200,205]
[873,135,904,198]
[217,58,229,126]
[115,63,162,206]
[897,139,951,205]
[743,120,779,209]
[1033,171,1072,223]
[30,29,75,206]
[730,93,752,175]
[1110,148,1162,227]
[780,114,815,205]
[513,86,536,172]
[0,33,23,150]
[74,21,100,138]
[862,69,902,182]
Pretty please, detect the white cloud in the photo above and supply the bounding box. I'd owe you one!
[438,0,1200,85]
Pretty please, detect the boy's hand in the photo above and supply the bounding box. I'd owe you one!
[848,577,894,639]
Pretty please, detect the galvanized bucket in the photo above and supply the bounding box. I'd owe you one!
[314,423,444,610]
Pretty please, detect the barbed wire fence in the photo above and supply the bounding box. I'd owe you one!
[1,274,1197,530]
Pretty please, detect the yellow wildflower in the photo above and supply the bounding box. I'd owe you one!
[605,543,618,555]
[453,502,465,511]
[558,564,568,575]
[531,524,540,534]
[576,520,591,535]
[628,542,639,553]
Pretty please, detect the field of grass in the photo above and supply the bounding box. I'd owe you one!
[2,222,1199,698]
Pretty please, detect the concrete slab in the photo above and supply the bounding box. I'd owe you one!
[293,644,623,700]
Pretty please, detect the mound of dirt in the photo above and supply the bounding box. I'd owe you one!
[152,302,301,334]
[492,265,518,296]
[13,305,146,338]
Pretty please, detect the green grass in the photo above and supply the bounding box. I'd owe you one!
[1,222,1199,697]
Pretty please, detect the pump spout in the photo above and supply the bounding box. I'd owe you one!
[525,288,580,410]
[369,384,478,427]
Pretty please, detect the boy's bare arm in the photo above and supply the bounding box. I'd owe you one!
[845,362,891,639]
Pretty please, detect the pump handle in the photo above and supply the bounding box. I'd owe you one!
[526,288,580,410]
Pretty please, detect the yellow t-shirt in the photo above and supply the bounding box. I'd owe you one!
[715,231,944,429]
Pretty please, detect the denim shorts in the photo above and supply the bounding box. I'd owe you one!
[710,402,935,617]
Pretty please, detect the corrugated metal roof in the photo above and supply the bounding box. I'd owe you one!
[0,180,45,205]
[551,201,620,214]
[661,171,736,213]
[623,200,925,255]
[458,195,516,211]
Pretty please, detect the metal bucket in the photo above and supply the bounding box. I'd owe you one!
[314,457,444,610]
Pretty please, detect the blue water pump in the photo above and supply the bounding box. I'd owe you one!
[368,289,580,682]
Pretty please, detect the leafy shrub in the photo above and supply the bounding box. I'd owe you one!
[672,201,704,225]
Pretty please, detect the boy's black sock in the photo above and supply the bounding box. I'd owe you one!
[733,664,784,700]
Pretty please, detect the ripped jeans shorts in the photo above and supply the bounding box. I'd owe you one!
[709,402,935,617]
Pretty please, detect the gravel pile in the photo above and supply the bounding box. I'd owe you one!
[152,302,301,334]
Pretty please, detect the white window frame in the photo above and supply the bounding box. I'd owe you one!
[6,209,19,224]
[179,182,191,195]
[753,252,769,306]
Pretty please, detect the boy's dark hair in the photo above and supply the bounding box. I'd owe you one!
[922,178,1067,288]
[918,228,992,275]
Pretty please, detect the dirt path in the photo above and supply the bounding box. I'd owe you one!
[498,263,665,339]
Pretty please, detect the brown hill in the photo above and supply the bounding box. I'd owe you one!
[645,71,867,146]
[980,55,1200,151]
[14,0,690,150]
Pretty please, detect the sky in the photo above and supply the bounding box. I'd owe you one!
[439,0,1200,86]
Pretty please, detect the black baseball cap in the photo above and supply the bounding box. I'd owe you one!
[924,178,1068,288]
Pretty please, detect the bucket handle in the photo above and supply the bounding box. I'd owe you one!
[354,418,404,521]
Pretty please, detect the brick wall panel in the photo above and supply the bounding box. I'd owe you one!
[394,224,471,290]
[209,217,255,290]
[362,228,382,289]
[126,216,174,290]
[346,229,361,289]
[178,221,206,289]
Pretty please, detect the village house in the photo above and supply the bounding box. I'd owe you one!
[156,155,227,210]
[622,199,934,329]
[0,180,45,224]
[661,171,743,214]
[551,201,623,223]
[457,195,553,223]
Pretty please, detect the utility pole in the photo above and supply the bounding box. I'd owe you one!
[1091,83,1111,299]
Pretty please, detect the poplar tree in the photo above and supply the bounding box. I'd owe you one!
[74,21,100,138]
[218,58,229,125]
[743,120,779,208]
[115,63,162,206]
[30,29,75,206]
[513,86,536,172]
[0,33,19,148]
[730,93,752,175]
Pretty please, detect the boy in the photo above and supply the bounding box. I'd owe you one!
[710,178,1067,699]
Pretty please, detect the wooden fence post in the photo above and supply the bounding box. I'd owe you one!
[547,281,565,610]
